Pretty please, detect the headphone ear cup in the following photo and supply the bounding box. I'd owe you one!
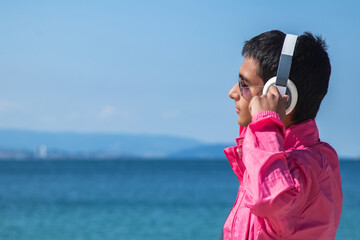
[285,79,298,115]
[262,77,298,115]
[262,76,277,95]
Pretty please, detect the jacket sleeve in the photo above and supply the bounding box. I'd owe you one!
[241,111,303,236]
[224,125,247,182]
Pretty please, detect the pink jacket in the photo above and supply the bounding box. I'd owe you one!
[221,111,343,240]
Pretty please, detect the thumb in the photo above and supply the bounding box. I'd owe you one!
[283,95,290,102]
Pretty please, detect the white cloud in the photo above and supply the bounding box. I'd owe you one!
[99,106,117,119]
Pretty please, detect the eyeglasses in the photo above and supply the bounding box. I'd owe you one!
[238,78,264,101]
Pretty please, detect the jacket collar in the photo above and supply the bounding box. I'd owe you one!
[225,119,320,181]
[284,119,320,150]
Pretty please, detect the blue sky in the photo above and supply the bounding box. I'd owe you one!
[0,0,359,158]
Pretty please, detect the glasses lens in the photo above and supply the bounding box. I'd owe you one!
[238,80,252,101]
[241,87,251,101]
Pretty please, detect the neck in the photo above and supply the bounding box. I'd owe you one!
[283,114,294,129]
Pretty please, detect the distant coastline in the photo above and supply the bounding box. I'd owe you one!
[0,129,357,161]
[0,129,230,160]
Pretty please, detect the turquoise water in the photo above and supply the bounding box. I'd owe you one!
[0,160,358,239]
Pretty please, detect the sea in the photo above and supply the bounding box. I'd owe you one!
[0,159,358,240]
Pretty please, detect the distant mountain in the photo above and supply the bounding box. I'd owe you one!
[0,129,230,159]
[168,143,231,159]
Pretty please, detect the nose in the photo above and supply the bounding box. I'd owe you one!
[229,83,240,100]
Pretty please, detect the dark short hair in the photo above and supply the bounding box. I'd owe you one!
[242,30,331,123]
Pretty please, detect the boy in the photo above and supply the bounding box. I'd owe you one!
[220,30,343,239]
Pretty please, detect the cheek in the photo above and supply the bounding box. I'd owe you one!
[237,98,252,126]
[239,98,250,114]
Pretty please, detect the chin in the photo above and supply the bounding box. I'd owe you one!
[237,116,251,127]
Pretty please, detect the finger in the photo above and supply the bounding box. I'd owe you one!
[283,94,289,102]
[267,85,281,97]
[282,95,290,108]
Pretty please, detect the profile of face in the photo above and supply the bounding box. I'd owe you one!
[228,56,264,126]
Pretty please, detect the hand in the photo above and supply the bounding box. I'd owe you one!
[248,86,289,120]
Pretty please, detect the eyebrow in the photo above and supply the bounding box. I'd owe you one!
[239,73,250,84]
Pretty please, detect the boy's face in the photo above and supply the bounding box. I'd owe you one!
[229,56,264,126]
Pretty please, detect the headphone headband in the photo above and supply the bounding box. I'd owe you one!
[262,33,299,115]
[276,34,298,95]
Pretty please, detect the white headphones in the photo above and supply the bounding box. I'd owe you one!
[262,34,298,115]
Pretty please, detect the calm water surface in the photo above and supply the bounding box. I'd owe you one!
[0,160,358,239]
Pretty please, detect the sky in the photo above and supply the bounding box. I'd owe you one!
[0,0,359,158]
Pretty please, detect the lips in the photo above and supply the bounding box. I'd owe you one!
[235,107,240,113]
